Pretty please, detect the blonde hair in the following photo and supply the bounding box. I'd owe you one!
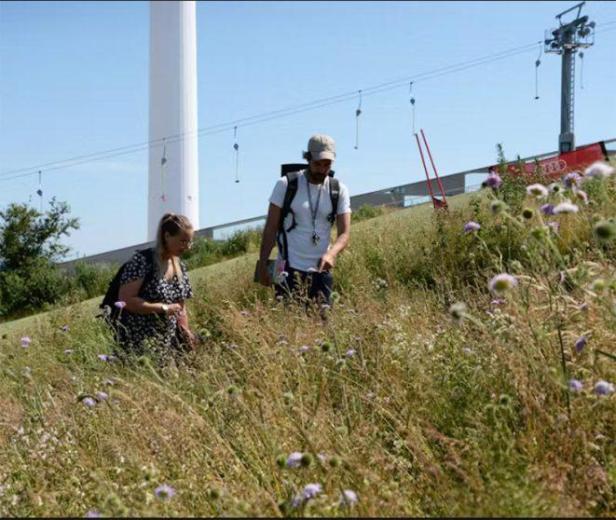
[155,213,193,277]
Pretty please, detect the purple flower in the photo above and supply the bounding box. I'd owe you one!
[154,484,176,500]
[584,161,614,179]
[484,172,503,189]
[298,345,310,354]
[553,201,579,214]
[594,380,614,396]
[61,325,70,332]
[85,511,102,518]
[114,301,126,310]
[345,349,357,358]
[96,391,109,401]
[488,273,518,295]
[563,172,581,188]
[490,298,506,306]
[301,483,322,500]
[97,354,116,363]
[574,335,587,354]
[82,397,96,408]
[340,489,359,506]
[464,221,481,233]
[20,336,32,348]
[569,379,583,392]
[540,204,555,216]
[286,452,303,468]
[526,183,549,199]
[547,221,560,234]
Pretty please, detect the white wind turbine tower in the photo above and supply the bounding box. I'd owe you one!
[148,0,199,240]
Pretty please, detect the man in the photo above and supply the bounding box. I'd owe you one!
[257,134,351,307]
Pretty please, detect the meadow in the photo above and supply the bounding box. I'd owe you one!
[0,163,614,517]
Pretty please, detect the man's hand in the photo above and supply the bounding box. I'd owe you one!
[318,251,336,272]
[258,262,272,287]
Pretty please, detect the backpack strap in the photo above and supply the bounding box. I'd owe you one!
[136,248,156,296]
[327,177,340,226]
[276,171,300,264]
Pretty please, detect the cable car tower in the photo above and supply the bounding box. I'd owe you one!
[544,1,595,153]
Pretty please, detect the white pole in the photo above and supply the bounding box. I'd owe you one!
[148,0,199,241]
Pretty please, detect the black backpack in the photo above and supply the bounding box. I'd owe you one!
[99,248,156,325]
[276,168,340,263]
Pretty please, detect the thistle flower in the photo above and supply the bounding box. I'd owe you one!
[490,200,507,215]
[574,335,587,354]
[568,379,583,392]
[82,397,96,408]
[154,484,176,500]
[594,380,614,396]
[20,336,32,348]
[526,183,549,199]
[448,302,467,322]
[540,204,555,216]
[340,489,359,507]
[593,220,616,241]
[463,221,481,233]
[301,483,322,500]
[286,452,303,468]
[521,207,535,220]
[563,172,581,188]
[548,182,563,194]
[96,391,109,401]
[114,301,126,310]
[573,188,588,205]
[488,274,518,295]
[484,172,502,189]
[553,201,579,214]
[584,161,615,179]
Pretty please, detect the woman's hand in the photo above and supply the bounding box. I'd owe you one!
[163,303,183,317]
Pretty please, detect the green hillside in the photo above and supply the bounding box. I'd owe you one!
[0,174,614,517]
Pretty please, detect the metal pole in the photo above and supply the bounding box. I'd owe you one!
[420,129,447,206]
[414,133,436,204]
[559,27,576,153]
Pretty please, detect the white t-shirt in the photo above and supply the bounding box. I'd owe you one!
[269,171,351,272]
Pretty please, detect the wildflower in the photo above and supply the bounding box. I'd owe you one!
[340,489,359,507]
[562,172,581,188]
[540,204,555,216]
[300,453,313,467]
[568,379,583,392]
[488,273,518,295]
[85,511,102,518]
[103,379,115,386]
[584,161,615,179]
[345,348,356,358]
[490,200,507,215]
[20,336,32,348]
[547,221,560,234]
[301,483,322,500]
[553,201,579,214]
[298,345,310,354]
[154,484,176,500]
[593,220,616,241]
[574,335,587,354]
[573,188,588,205]
[82,397,96,408]
[61,325,70,332]
[320,341,332,353]
[96,391,109,401]
[594,380,614,396]
[526,183,549,199]
[490,298,506,306]
[548,182,563,193]
[484,172,502,189]
[97,354,112,362]
[448,302,467,322]
[114,301,126,310]
[463,221,481,233]
[521,207,535,220]
[240,310,250,317]
[64,349,74,355]
[286,452,303,468]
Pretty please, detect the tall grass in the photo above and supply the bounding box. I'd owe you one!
[0,170,614,517]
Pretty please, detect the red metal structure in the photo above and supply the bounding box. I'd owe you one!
[415,129,448,210]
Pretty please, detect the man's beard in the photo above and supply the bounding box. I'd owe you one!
[308,170,328,183]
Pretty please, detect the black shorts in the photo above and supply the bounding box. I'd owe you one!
[274,267,333,306]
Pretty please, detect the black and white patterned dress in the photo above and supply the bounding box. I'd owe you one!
[117,251,193,357]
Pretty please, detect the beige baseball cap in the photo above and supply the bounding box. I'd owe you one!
[307,134,336,161]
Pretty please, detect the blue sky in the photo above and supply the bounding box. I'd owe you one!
[1,1,615,258]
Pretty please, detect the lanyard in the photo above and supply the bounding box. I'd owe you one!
[306,174,324,245]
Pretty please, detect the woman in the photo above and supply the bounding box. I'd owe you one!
[116,213,196,359]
